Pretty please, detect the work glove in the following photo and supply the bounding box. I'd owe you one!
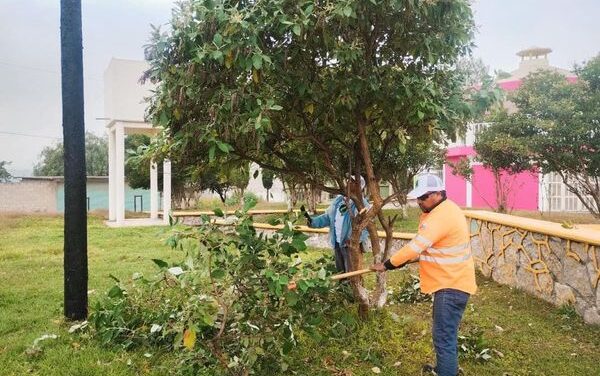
[300,205,312,226]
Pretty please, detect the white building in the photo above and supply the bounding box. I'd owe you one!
[103,58,289,219]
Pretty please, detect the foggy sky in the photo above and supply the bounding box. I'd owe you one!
[1,0,598,175]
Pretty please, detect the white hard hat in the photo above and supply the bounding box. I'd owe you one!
[408,174,445,199]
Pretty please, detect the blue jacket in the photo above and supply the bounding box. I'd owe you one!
[309,195,370,249]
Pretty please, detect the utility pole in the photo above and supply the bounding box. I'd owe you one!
[60,0,87,320]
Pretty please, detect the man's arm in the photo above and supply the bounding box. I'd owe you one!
[371,214,447,271]
[308,212,330,228]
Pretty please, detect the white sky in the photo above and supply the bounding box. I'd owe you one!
[1,0,599,175]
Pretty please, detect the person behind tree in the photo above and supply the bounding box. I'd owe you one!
[304,176,370,273]
[371,173,476,376]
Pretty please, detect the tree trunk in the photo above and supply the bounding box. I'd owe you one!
[308,185,318,213]
[342,117,388,316]
[367,221,385,308]
[494,170,507,213]
[346,222,370,319]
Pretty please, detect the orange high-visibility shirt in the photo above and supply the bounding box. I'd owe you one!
[389,199,477,295]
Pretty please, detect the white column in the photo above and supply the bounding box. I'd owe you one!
[538,172,545,212]
[466,179,473,208]
[162,159,172,224]
[108,127,116,221]
[150,161,158,219]
[465,158,473,208]
[560,179,565,212]
[115,123,126,224]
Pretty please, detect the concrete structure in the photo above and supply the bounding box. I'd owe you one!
[0,177,58,213]
[247,163,287,202]
[444,47,583,212]
[103,58,290,216]
[0,176,150,213]
[104,58,170,226]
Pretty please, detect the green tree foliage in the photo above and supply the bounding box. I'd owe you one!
[143,0,478,313]
[91,208,344,374]
[228,162,250,196]
[457,57,505,121]
[261,168,274,202]
[495,70,511,80]
[33,142,63,176]
[125,134,157,190]
[33,132,108,176]
[85,132,109,176]
[510,56,600,217]
[0,161,12,182]
[381,140,445,210]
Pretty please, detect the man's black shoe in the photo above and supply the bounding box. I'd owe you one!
[421,364,463,375]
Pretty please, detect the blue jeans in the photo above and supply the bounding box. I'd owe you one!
[433,289,469,376]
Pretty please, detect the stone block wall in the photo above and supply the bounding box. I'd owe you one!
[466,211,600,325]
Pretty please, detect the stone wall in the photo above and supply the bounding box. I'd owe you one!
[0,180,58,213]
[465,211,600,325]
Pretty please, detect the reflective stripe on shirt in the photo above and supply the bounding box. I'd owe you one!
[420,252,472,264]
[414,234,433,247]
[408,241,422,253]
[426,242,470,255]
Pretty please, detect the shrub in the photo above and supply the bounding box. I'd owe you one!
[394,274,432,304]
[458,328,494,362]
[90,205,345,375]
[224,191,260,207]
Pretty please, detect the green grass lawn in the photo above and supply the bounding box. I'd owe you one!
[1,214,599,375]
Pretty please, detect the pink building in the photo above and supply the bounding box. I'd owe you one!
[443,47,579,212]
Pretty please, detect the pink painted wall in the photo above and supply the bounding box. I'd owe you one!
[470,166,538,210]
[444,148,539,210]
[498,80,522,91]
[446,145,476,158]
[444,156,467,206]
[498,76,577,92]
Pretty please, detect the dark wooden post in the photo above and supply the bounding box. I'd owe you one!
[61,0,88,320]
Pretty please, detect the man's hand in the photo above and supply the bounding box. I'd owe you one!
[300,205,312,226]
[370,263,386,272]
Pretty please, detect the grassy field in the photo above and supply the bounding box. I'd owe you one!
[1,214,599,375]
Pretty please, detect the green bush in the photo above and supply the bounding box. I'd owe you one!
[224,191,260,207]
[90,205,345,375]
[458,328,494,362]
[394,274,432,304]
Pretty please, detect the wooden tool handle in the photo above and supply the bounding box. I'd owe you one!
[330,268,373,281]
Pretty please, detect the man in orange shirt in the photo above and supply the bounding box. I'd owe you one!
[371,174,476,376]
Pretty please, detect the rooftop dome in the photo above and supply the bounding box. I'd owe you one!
[516,46,552,58]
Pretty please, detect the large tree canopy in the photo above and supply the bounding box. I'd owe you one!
[0,161,12,182]
[33,132,108,176]
[509,56,600,217]
[143,0,478,313]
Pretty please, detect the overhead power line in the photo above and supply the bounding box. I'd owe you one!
[0,60,101,81]
[0,130,62,140]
